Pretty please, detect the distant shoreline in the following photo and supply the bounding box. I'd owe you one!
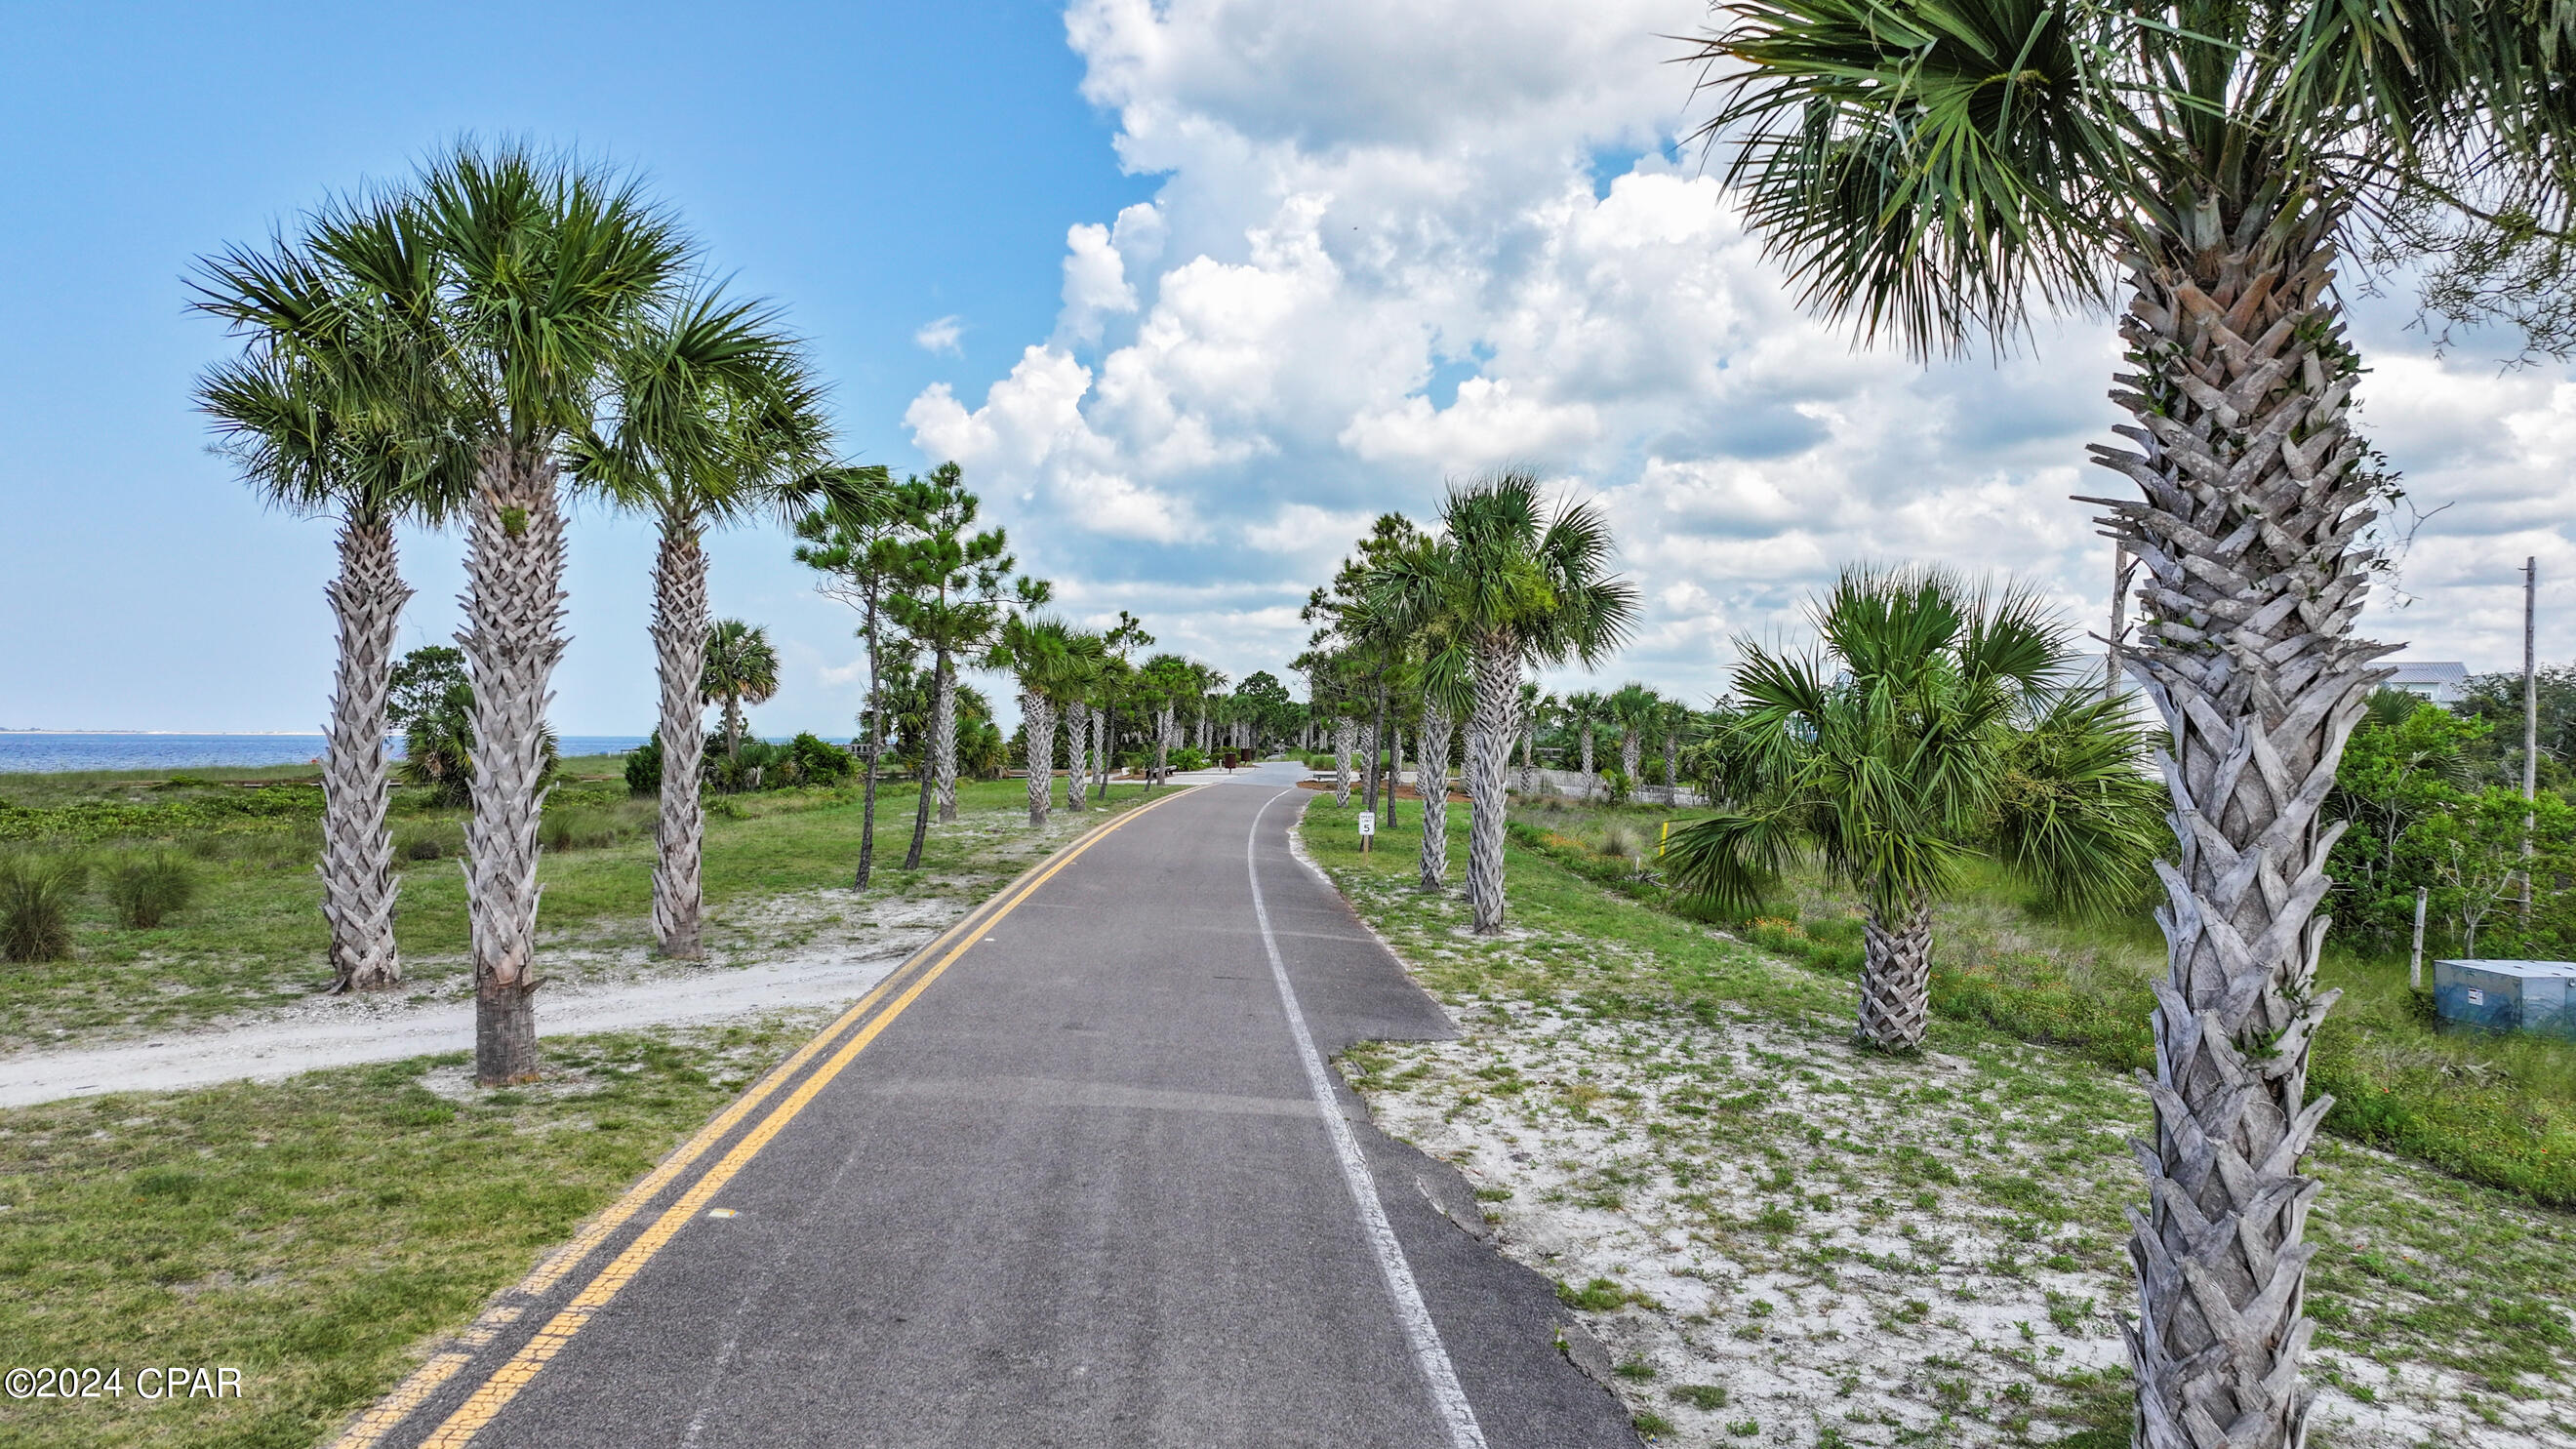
[0,733,663,776]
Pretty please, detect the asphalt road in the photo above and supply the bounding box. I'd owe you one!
[341,769,1638,1449]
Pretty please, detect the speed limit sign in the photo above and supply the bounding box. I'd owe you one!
[1356,812,1376,851]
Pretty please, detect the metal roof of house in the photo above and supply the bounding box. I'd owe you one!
[2387,661,2469,685]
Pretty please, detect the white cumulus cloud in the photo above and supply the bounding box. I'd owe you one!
[913,314,964,355]
[905,0,2576,704]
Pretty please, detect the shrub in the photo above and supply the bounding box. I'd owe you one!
[1600,767,1631,805]
[1307,753,1338,771]
[0,852,86,961]
[105,852,196,928]
[624,733,664,797]
[540,803,650,853]
[786,733,854,785]
[706,737,795,793]
[1169,746,1210,772]
[392,822,465,862]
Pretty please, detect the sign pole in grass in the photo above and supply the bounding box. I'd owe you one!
[1357,810,1375,854]
[2411,886,2429,991]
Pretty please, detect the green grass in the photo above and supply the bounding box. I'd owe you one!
[0,1019,825,1448]
[0,768,1160,1049]
[1472,792,2576,1210]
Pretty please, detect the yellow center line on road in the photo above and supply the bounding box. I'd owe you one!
[409,786,1197,1449]
[330,837,1026,1449]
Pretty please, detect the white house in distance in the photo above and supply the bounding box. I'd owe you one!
[2384,660,2471,705]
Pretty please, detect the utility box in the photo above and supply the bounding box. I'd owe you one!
[2433,959,2576,1042]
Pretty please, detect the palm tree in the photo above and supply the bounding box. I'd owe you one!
[1667,568,2157,1051]
[1605,682,1662,791]
[1195,665,1229,756]
[882,464,1016,866]
[990,605,1071,827]
[192,241,469,993]
[1520,685,1553,793]
[702,621,781,769]
[1369,470,1635,934]
[1560,691,1606,785]
[1658,698,1692,795]
[574,289,838,958]
[1139,654,1197,785]
[795,494,908,888]
[1057,630,1108,812]
[1413,636,1471,892]
[1686,4,2576,1434]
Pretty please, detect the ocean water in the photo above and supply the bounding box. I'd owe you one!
[0,734,653,776]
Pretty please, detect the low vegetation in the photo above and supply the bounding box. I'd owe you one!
[0,760,1158,1050]
[0,1017,832,1448]
[1300,794,2576,1448]
[1499,795,2576,1211]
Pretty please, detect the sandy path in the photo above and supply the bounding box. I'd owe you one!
[0,945,921,1108]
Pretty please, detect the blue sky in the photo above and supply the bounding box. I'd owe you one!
[0,1,1146,733]
[4,0,2571,736]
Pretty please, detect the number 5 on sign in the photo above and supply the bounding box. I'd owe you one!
[1357,811,1376,852]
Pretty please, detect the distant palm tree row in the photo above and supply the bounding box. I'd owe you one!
[1298,471,1637,936]
[1289,480,2161,997]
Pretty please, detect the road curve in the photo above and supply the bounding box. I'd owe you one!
[335,770,1638,1449]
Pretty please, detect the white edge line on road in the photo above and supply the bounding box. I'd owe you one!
[1246,788,1489,1449]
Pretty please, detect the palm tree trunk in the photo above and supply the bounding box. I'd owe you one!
[933,651,960,823]
[1022,690,1053,827]
[1665,731,1678,791]
[1153,704,1171,785]
[723,697,744,765]
[1467,641,1516,934]
[1373,679,1390,817]
[856,588,884,891]
[1856,892,1933,1051]
[2084,200,2386,1449]
[1094,707,1109,797]
[1333,718,1353,807]
[319,514,410,993]
[1360,720,1380,816]
[1621,730,1642,789]
[459,448,565,1086]
[1418,703,1453,890]
[1580,724,1595,783]
[650,524,709,960]
[1064,701,1090,811]
[1388,727,1402,829]
[903,655,943,870]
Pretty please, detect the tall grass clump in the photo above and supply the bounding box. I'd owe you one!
[392,820,468,862]
[539,800,655,853]
[106,852,198,928]
[0,852,88,961]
